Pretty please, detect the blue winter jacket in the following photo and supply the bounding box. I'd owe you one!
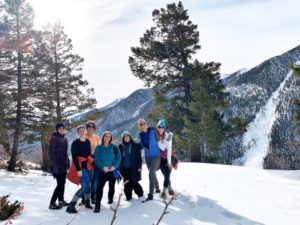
[139,127,160,158]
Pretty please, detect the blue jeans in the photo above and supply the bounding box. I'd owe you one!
[91,169,99,201]
[71,169,92,203]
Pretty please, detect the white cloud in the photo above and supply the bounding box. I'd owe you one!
[28,0,300,106]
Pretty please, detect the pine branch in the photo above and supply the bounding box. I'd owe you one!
[153,193,180,225]
[110,171,129,225]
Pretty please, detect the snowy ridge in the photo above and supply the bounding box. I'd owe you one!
[1,163,299,225]
[239,71,293,168]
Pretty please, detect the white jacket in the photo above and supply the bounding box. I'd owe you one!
[157,132,173,164]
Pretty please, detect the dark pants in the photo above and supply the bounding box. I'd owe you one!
[50,172,67,205]
[96,171,116,204]
[121,167,143,199]
[160,158,172,188]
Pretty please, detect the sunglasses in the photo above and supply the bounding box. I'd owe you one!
[86,124,95,128]
[139,123,146,126]
[157,126,165,129]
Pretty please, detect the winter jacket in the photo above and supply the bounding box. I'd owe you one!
[94,144,121,172]
[157,132,173,164]
[119,141,143,182]
[139,127,160,158]
[48,132,69,175]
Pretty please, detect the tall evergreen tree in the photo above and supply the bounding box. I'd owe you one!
[33,21,96,170]
[129,1,200,147]
[184,62,227,162]
[129,2,227,161]
[2,0,35,171]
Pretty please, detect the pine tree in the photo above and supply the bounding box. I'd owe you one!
[129,1,201,149]
[33,21,96,170]
[2,0,36,171]
[184,61,227,162]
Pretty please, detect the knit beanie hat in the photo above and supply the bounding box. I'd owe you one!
[122,131,131,138]
[55,123,65,131]
[157,119,166,128]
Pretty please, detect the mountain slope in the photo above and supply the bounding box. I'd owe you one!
[220,46,300,168]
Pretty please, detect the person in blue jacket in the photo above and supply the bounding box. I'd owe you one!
[93,131,121,213]
[138,118,161,201]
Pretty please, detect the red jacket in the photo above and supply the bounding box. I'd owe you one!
[67,156,94,185]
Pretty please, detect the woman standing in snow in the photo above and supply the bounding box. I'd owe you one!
[118,131,144,201]
[156,119,175,199]
[66,125,94,213]
[93,131,121,213]
[48,123,69,210]
[138,118,161,201]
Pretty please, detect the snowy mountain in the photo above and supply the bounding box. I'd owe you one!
[65,88,153,146]
[1,163,299,225]
[220,46,300,169]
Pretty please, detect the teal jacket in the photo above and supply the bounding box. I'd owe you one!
[94,144,121,172]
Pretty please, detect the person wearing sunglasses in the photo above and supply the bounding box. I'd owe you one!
[138,118,161,202]
[156,119,175,199]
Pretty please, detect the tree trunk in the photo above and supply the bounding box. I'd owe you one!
[190,145,201,162]
[8,9,21,172]
[41,133,50,172]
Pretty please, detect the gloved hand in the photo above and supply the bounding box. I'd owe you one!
[113,169,120,183]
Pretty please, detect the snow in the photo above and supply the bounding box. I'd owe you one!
[294,61,300,69]
[239,71,293,168]
[1,163,300,225]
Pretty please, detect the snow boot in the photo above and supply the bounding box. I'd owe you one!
[160,192,166,200]
[66,202,77,214]
[59,200,69,207]
[142,193,153,203]
[94,202,100,213]
[49,203,62,210]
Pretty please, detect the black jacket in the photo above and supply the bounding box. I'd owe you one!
[118,141,143,182]
[48,132,69,175]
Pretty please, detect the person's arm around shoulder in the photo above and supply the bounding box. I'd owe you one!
[112,145,121,171]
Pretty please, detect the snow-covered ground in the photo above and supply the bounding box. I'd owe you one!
[0,163,299,225]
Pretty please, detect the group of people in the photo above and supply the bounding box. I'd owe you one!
[48,118,176,214]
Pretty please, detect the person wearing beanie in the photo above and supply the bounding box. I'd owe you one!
[93,131,121,213]
[48,123,69,210]
[66,125,94,213]
[156,119,175,199]
[138,118,161,202]
[118,131,144,201]
[85,121,101,204]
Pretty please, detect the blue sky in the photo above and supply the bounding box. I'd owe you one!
[29,0,300,107]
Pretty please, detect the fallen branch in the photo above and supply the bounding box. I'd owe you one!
[0,195,24,225]
[153,192,180,225]
[110,171,128,225]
